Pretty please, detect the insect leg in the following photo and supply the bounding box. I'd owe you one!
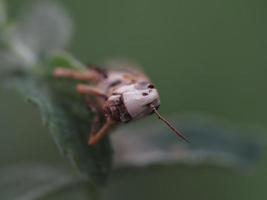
[88,118,115,146]
[90,114,101,136]
[76,84,107,99]
[84,96,103,135]
[53,68,100,81]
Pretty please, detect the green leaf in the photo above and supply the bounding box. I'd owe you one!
[0,163,92,200]
[112,115,262,170]
[10,61,113,184]
[0,1,112,185]
[46,52,86,71]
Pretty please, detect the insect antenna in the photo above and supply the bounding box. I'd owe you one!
[151,105,190,143]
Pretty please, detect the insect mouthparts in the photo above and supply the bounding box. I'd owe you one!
[150,105,190,143]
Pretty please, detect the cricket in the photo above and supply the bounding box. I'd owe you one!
[53,65,189,146]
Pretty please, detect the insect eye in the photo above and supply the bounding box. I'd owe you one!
[142,92,148,96]
[148,84,154,89]
[135,81,150,90]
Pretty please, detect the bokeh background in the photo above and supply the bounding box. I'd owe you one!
[1,0,267,199]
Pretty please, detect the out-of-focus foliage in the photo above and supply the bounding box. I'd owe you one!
[113,115,261,170]
[0,0,265,199]
[0,0,72,69]
[0,1,112,184]
[0,164,87,200]
[10,0,73,66]
[0,0,6,26]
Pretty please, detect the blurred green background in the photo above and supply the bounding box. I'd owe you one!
[1,0,267,199]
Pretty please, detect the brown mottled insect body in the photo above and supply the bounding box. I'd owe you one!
[53,65,188,146]
[103,95,132,122]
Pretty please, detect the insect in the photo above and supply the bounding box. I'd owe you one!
[53,65,189,146]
